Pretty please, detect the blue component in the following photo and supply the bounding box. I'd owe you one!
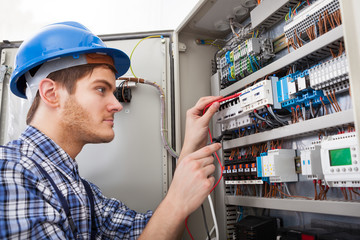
[262,177,270,183]
[303,160,305,165]
[257,156,262,178]
[308,160,310,165]
[276,80,283,102]
[282,77,289,101]
[258,152,269,183]
[260,152,268,157]
[225,51,232,64]
[281,89,330,110]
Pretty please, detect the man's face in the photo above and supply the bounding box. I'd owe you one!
[59,66,122,144]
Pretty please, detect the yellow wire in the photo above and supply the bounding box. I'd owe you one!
[129,35,163,78]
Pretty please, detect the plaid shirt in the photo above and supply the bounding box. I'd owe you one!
[0,126,152,239]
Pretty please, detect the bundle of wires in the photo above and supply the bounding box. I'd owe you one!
[285,1,310,21]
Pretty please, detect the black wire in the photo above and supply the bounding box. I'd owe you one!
[314,105,322,117]
[201,204,211,240]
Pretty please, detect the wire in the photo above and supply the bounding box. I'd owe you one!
[207,195,219,240]
[118,77,179,158]
[229,18,240,38]
[185,217,194,240]
[267,105,288,126]
[129,35,164,78]
[201,204,211,240]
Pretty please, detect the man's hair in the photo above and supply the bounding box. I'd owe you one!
[26,64,116,125]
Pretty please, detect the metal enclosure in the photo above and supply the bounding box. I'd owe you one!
[174,0,360,239]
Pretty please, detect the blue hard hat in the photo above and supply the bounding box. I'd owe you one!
[10,21,130,99]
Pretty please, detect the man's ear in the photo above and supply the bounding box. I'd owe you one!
[38,78,60,108]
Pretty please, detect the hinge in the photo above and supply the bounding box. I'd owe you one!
[178,42,187,52]
[0,65,7,83]
[1,49,6,65]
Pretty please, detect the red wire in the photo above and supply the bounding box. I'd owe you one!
[208,127,223,193]
[203,92,241,114]
[186,92,240,239]
[185,217,194,240]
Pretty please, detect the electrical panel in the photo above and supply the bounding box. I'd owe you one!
[176,0,360,238]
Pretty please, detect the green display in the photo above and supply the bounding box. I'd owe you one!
[329,148,352,166]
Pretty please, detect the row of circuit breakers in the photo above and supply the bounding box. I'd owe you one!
[216,52,359,187]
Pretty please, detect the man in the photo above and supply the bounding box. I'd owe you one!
[0,22,222,239]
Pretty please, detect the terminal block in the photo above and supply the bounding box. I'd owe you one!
[309,54,349,94]
[284,0,341,43]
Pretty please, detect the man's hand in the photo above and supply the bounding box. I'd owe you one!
[138,96,223,239]
[167,143,222,218]
[139,143,221,240]
[180,96,222,160]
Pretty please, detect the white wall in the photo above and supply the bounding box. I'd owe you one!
[0,0,198,41]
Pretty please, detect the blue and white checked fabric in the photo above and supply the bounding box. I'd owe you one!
[0,126,152,239]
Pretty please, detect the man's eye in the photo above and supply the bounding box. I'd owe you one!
[97,87,105,93]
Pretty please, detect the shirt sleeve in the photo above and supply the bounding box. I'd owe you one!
[0,158,71,239]
[88,181,153,240]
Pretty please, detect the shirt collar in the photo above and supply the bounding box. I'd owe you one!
[20,125,80,180]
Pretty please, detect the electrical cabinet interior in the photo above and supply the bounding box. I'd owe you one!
[175,0,360,238]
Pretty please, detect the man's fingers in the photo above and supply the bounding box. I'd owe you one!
[202,101,220,123]
[202,164,216,177]
[200,156,215,167]
[190,143,222,160]
[195,96,223,112]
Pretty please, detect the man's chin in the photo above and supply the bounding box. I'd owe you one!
[88,132,115,144]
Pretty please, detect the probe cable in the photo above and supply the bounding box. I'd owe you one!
[186,92,241,240]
